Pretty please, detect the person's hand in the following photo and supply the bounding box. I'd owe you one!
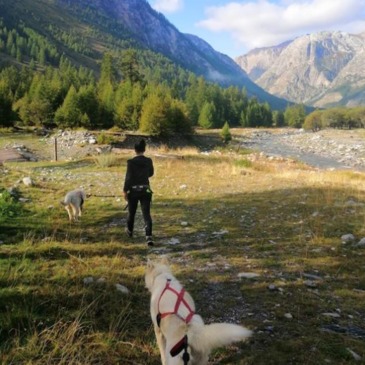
[123,191,128,201]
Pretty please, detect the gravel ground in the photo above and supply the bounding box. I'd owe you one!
[239,129,365,171]
[2,129,365,172]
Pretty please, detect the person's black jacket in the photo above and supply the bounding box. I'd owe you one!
[123,155,154,192]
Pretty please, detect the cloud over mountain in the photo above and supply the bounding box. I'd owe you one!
[150,0,183,13]
[198,0,365,50]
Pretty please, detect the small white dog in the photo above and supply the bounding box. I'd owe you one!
[145,258,252,365]
[61,189,86,222]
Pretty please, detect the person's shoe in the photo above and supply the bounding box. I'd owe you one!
[146,236,154,246]
[125,228,133,238]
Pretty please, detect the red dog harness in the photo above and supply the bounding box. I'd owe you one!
[157,279,195,364]
[158,279,195,324]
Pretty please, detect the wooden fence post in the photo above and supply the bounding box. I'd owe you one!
[54,137,58,161]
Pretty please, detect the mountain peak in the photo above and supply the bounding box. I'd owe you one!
[236,30,365,107]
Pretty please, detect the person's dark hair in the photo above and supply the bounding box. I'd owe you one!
[134,139,146,153]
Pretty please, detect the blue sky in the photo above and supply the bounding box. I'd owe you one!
[148,0,365,58]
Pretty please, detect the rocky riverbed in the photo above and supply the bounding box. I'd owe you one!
[239,129,365,171]
[2,128,365,172]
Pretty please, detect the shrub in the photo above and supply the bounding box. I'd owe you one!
[0,189,23,220]
[234,159,252,168]
[94,153,119,167]
[220,122,232,143]
[97,133,115,145]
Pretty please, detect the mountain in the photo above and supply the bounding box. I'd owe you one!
[235,31,365,108]
[0,0,288,109]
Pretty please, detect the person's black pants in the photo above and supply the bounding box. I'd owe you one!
[127,192,152,236]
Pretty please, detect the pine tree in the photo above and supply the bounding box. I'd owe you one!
[140,93,170,136]
[198,101,216,129]
[0,81,14,127]
[54,85,82,128]
[272,110,285,127]
[220,121,232,143]
[120,49,143,84]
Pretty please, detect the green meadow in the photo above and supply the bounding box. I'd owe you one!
[1,130,364,364]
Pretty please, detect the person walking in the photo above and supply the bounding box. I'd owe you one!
[123,139,154,246]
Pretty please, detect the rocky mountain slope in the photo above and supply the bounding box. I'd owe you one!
[0,0,288,109]
[235,31,365,107]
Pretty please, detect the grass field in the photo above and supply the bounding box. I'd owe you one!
[1,130,365,364]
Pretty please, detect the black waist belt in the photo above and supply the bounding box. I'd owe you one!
[131,185,149,189]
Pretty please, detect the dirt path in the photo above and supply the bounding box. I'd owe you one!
[0,149,28,164]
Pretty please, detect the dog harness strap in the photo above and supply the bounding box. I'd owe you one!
[170,335,187,357]
[170,335,190,364]
[158,281,195,323]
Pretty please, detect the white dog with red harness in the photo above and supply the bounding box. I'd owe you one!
[145,258,252,365]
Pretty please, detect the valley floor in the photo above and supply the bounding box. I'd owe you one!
[0,129,365,364]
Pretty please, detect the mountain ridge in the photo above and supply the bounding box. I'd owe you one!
[0,0,289,109]
[235,30,365,108]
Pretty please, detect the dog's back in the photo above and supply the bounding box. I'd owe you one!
[63,189,86,206]
[61,189,86,221]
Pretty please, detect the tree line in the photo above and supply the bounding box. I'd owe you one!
[0,50,289,135]
[303,107,365,131]
[0,13,311,135]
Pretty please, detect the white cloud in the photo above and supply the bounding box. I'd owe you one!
[197,0,365,50]
[150,0,183,13]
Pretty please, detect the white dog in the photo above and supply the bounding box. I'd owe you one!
[61,189,86,222]
[145,258,252,365]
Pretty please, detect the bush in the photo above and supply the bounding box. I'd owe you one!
[220,122,232,143]
[94,153,119,167]
[96,133,116,145]
[234,159,252,168]
[0,189,23,220]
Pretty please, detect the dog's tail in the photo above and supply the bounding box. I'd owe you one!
[191,323,252,352]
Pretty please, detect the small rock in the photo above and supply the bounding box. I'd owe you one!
[22,177,34,186]
[96,277,106,284]
[304,280,317,288]
[347,348,362,361]
[354,238,365,248]
[268,284,277,291]
[212,229,229,236]
[166,238,180,245]
[83,277,94,285]
[116,284,129,294]
[238,272,260,279]
[88,138,97,144]
[341,234,355,243]
[303,273,323,281]
[181,221,189,226]
[322,312,341,318]
[284,313,293,319]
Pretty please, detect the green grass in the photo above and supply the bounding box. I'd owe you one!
[1,132,365,364]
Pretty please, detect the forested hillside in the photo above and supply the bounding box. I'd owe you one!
[0,0,283,132]
[0,0,292,132]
